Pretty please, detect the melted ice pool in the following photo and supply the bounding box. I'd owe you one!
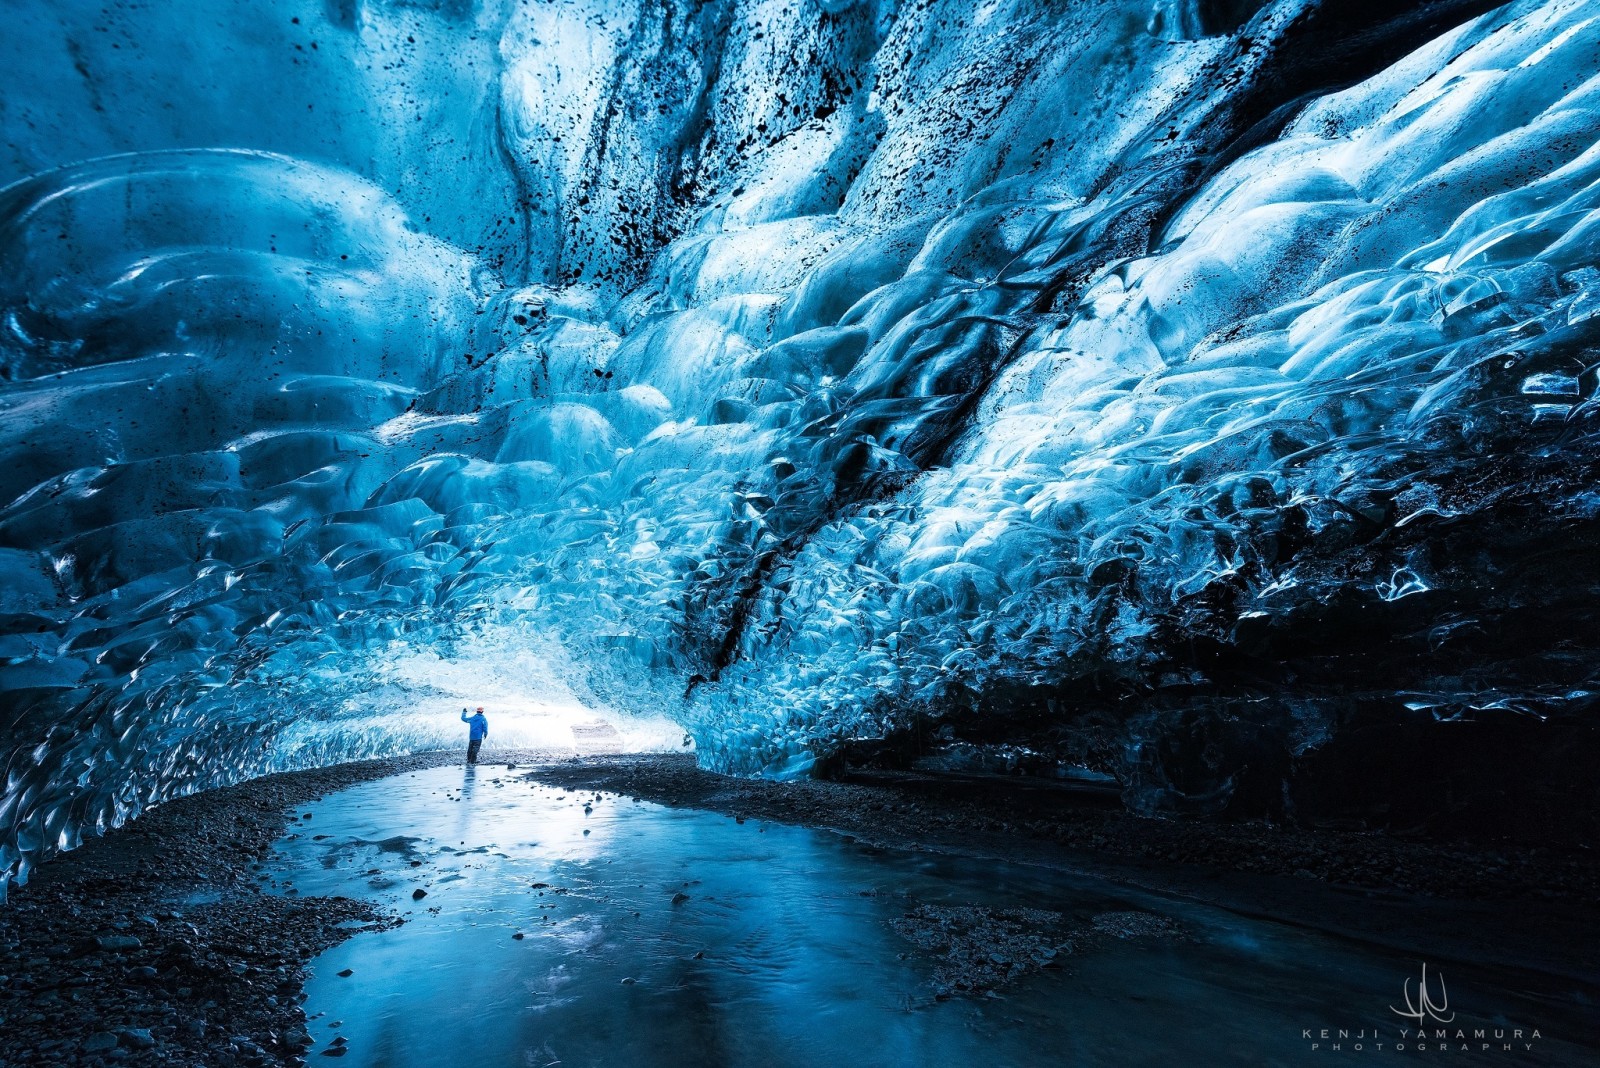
[265,765,1588,1067]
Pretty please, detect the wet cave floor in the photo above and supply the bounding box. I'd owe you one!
[1,751,1597,1067]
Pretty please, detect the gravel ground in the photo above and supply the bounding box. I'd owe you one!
[0,749,560,1068]
[2,749,1596,1066]
[525,755,1600,989]
[886,905,1189,997]
[527,755,1598,902]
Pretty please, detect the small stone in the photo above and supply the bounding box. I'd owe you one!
[512,933,525,940]
[117,1028,155,1050]
[83,1032,119,1052]
[337,969,353,978]
[130,966,159,979]
[671,892,690,906]
[95,935,142,952]
[412,888,428,900]
[620,977,636,985]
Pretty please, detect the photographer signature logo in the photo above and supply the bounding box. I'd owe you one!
[1301,963,1543,1052]
[1391,962,1455,1024]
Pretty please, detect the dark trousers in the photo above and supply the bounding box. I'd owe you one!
[467,738,482,764]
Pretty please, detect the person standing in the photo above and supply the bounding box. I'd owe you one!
[461,706,489,764]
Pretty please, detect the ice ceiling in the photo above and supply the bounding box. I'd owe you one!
[5,0,1600,889]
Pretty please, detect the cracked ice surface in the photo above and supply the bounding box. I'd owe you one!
[6,0,1600,888]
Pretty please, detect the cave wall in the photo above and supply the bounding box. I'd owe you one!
[4,0,1599,892]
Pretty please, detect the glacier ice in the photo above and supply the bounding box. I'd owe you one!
[6,0,1600,890]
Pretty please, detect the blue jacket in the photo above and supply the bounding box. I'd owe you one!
[462,711,489,741]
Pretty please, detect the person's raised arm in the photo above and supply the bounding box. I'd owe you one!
[461,709,470,723]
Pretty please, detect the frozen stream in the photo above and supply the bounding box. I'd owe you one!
[263,765,1585,1067]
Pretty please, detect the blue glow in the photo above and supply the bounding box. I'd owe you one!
[6,0,1600,888]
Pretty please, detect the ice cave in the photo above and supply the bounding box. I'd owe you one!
[1,0,1598,1064]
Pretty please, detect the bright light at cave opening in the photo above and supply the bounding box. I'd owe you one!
[274,638,687,762]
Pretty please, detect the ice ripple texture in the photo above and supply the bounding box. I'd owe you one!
[5,0,1600,889]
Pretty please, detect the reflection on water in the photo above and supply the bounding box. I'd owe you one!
[265,766,1593,1067]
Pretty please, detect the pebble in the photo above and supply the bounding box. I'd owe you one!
[95,934,142,952]
[117,1027,155,1049]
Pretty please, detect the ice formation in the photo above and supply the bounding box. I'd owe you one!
[5,0,1600,889]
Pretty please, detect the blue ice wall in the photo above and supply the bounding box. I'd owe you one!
[6,0,1600,889]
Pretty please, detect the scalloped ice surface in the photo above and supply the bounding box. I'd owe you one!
[5,0,1600,891]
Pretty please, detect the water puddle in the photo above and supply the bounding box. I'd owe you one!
[265,765,1588,1066]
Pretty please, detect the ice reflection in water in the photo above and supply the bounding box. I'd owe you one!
[266,766,1590,1067]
